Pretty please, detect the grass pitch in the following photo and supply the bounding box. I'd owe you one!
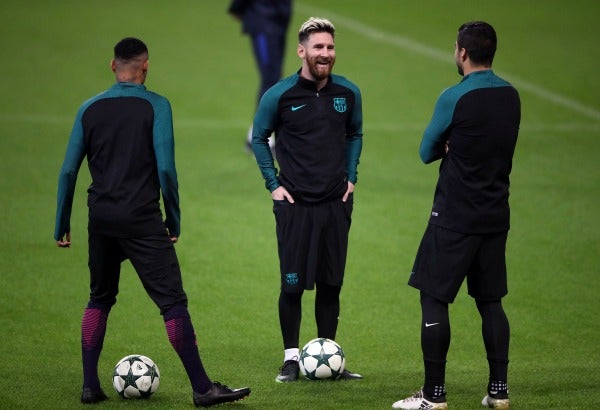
[0,1,598,408]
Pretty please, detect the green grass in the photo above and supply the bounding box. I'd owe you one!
[0,0,599,408]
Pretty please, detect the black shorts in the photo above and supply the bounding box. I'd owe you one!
[88,232,188,313]
[273,195,353,292]
[408,224,508,303]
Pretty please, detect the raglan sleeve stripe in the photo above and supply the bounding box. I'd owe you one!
[252,86,281,192]
[54,109,86,240]
[152,96,181,237]
[420,88,456,164]
[345,84,363,184]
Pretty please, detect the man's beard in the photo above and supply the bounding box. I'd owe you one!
[308,58,334,81]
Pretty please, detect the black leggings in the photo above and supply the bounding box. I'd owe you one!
[420,292,510,389]
[279,282,341,348]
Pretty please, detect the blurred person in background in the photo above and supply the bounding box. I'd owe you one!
[229,0,292,154]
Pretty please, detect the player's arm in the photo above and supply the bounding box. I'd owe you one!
[252,89,280,193]
[345,86,363,185]
[419,90,455,164]
[153,97,181,239]
[54,112,86,246]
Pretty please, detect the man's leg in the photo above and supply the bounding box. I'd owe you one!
[476,299,510,400]
[125,234,250,404]
[81,233,121,402]
[81,302,111,397]
[420,292,450,401]
[163,304,212,394]
[279,290,303,349]
[275,290,302,382]
[315,282,340,340]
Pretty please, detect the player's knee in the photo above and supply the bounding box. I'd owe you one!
[162,303,190,321]
[475,299,503,316]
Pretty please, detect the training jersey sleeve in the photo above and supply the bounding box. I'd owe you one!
[252,86,282,192]
[54,109,87,240]
[344,82,363,184]
[420,87,457,164]
[151,96,180,237]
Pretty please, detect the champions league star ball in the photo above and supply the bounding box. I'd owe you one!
[299,338,345,380]
[112,355,160,398]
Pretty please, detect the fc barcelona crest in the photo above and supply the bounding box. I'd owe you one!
[333,97,347,113]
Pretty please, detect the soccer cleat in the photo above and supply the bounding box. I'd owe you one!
[337,369,363,380]
[80,387,109,404]
[482,394,510,409]
[193,382,250,407]
[392,389,448,410]
[275,360,300,382]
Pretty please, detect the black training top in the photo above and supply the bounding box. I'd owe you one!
[251,71,363,203]
[420,70,521,234]
[54,82,180,240]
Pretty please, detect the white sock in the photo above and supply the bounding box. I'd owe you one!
[284,348,300,362]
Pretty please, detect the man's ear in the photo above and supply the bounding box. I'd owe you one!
[110,59,117,73]
[297,43,305,59]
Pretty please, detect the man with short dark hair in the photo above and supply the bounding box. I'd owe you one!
[392,21,520,410]
[54,37,250,407]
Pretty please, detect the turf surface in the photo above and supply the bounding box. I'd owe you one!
[0,1,598,408]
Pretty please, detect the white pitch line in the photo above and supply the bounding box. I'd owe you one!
[295,3,600,121]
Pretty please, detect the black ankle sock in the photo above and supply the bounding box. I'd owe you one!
[488,380,508,398]
[424,384,446,401]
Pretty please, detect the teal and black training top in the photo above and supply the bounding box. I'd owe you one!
[252,71,363,203]
[54,82,180,240]
[421,70,520,234]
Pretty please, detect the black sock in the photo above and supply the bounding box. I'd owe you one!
[163,304,212,394]
[315,282,341,340]
[476,299,510,392]
[278,290,303,348]
[488,380,509,398]
[424,385,446,401]
[420,293,450,400]
[81,302,111,390]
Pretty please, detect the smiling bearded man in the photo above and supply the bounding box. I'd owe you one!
[251,17,364,383]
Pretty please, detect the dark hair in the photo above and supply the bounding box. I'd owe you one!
[457,21,496,66]
[114,37,148,60]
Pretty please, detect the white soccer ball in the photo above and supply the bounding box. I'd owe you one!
[299,338,345,380]
[112,354,160,399]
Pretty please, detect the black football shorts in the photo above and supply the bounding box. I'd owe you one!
[273,195,353,293]
[88,232,188,313]
[408,223,508,303]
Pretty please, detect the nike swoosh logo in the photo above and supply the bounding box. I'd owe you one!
[425,322,439,327]
[291,104,307,112]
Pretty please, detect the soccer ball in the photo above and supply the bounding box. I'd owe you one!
[299,338,345,380]
[112,354,160,398]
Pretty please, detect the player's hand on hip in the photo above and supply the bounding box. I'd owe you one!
[56,232,71,248]
[271,186,295,203]
[343,182,355,202]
